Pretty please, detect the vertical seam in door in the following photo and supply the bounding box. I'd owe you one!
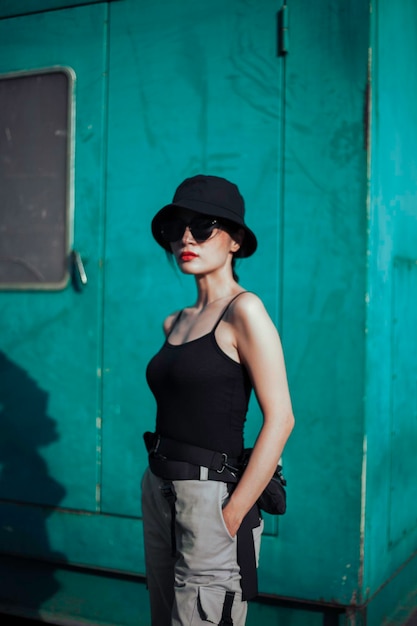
[95,1,111,513]
[277,0,287,334]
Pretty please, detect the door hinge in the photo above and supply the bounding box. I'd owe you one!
[277,5,289,56]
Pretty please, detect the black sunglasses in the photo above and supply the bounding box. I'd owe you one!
[160,216,221,243]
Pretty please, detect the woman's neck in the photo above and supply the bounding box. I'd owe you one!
[194,275,242,310]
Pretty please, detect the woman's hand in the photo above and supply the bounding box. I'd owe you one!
[222,500,243,538]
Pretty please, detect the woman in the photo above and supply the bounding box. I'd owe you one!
[143,174,294,626]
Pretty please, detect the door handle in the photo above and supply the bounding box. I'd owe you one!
[71,250,88,291]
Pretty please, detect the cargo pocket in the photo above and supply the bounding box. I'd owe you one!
[197,586,240,624]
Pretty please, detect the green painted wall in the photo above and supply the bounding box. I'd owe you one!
[0,0,109,561]
[281,0,369,604]
[0,1,416,624]
[101,0,284,530]
[364,0,417,608]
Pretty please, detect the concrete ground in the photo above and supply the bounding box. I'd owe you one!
[2,612,417,625]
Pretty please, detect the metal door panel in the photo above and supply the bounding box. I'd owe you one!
[0,2,107,563]
[101,0,284,578]
[365,0,417,600]
[280,0,369,601]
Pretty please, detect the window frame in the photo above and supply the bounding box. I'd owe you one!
[0,66,75,291]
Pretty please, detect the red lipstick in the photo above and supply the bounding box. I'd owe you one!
[180,251,198,261]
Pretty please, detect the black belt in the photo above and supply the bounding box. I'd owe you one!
[149,456,240,483]
[144,431,241,483]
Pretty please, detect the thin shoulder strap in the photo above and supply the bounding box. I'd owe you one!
[166,309,183,339]
[212,291,250,333]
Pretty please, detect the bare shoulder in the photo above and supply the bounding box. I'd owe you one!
[228,292,271,326]
[162,310,182,337]
[226,291,281,352]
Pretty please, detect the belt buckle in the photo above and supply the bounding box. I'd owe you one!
[216,453,228,474]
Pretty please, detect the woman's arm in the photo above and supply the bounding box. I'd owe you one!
[222,293,295,537]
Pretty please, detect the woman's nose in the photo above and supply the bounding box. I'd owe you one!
[182,225,195,243]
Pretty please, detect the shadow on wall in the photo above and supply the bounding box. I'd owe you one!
[0,351,67,617]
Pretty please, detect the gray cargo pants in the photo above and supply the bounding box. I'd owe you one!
[141,468,263,626]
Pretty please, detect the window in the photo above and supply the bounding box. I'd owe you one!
[0,69,73,289]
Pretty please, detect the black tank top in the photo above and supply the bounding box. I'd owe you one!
[146,295,253,457]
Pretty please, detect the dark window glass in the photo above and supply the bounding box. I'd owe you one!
[0,70,72,289]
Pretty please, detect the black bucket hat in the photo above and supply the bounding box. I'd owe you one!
[151,174,257,258]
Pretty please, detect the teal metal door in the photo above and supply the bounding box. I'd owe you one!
[0,0,286,593]
[101,0,285,583]
[0,3,110,568]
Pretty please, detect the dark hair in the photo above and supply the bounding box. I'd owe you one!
[231,257,239,283]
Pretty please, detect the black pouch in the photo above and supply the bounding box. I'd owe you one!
[241,449,287,515]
